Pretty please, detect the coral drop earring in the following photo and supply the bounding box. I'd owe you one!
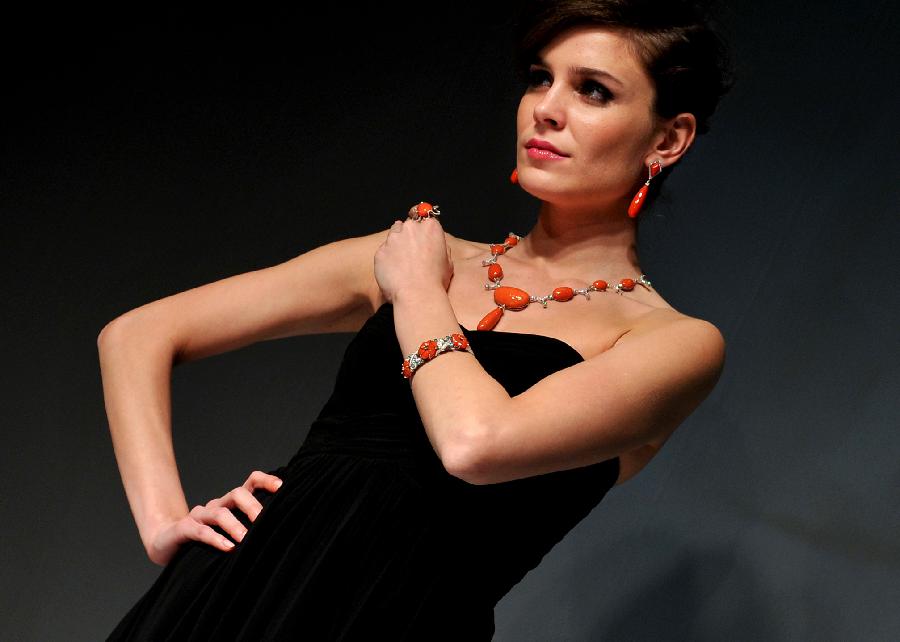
[627,159,662,218]
[509,167,519,185]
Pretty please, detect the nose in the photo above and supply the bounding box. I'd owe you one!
[532,86,565,129]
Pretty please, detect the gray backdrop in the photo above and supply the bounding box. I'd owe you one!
[2,2,898,640]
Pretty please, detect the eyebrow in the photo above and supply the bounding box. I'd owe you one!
[531,55,624,88]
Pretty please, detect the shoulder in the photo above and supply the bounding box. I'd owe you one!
[315,225,396,314]
[339,227,486,313]
[617,306,726,394]
[603,308,726,450]
[444,231,489,261]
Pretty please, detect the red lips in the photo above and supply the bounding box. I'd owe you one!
[525,138,569,157]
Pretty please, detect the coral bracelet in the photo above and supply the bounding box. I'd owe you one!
[401,331,475,380]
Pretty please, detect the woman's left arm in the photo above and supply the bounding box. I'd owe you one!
[376,217,726,485]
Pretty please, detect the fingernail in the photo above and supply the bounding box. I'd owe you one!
[275,479,283,489]
[223,539,235,548]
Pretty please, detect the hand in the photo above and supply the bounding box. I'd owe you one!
[143,470,284,567]
[374,217,453,304]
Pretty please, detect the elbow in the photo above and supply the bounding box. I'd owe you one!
[441,423,492,486]
[97,313,179,364]
[98,312,139,351]
[97,317,126,350]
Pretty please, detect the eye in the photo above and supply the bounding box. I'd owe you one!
[579,79,614,104]
[524,67,614,104]
[525,68,551,88]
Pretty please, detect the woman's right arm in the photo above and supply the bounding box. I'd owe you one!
[97,227,392,562]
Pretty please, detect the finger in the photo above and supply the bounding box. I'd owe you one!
[189,518,238,552]
[230,485,266,523]
[243,470,284,493]
[201,504,249,544]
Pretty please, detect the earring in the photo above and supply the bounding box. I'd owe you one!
[627,159,663,218]
[509,167,519,185]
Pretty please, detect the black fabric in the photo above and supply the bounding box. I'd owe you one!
[108,302,620,641]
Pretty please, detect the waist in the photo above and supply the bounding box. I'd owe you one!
[296,411,433,462]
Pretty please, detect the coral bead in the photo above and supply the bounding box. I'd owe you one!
[552,286,574,302]
[417,339,438,360]
[402,360,412,378]
[490,244,507,255]
[509,168,519,184]
[505,235,519,247]
[487,263,503,282]
[493,286,530,310]
[619,278,635,291]
[451,333,469,350]
[649,160,661,178]
[627,185,648,218]
[592,279,608,291]
[417,202,434,218]
[477,307,504,331]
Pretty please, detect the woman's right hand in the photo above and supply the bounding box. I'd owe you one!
[144,470,284,566]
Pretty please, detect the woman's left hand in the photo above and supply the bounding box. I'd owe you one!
[374,217,453,304]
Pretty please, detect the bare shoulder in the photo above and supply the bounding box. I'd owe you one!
[615,305,726,449]
[624,304,726,369]
[354,227,480,314]
[445,232,490,261]
[334,225,395,314]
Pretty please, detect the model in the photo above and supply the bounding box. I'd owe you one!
[99,1,736,639]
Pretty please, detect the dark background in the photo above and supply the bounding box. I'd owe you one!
[3,2,898,640]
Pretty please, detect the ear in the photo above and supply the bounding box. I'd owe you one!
[647,112,696,166]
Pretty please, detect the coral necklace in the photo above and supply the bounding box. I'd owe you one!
[475,232,653,331]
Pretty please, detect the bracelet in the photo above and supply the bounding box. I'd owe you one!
[401,331,475,379]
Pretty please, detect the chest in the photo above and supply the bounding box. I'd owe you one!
[446,251,636,362]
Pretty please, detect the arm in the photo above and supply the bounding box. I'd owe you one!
[97,227,392,555]
[394,285,726,486]
[393,286,511,476]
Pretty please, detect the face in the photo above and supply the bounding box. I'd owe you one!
[516,26,663,210]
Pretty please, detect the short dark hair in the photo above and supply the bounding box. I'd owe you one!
[513,0,736,213]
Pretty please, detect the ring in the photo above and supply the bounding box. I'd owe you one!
[407,201,441,222]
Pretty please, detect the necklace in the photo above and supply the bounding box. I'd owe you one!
[475,232,653,331]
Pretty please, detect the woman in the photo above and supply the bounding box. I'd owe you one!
[101,1,735,639]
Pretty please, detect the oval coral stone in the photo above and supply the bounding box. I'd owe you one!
[552,286,574,301]
[494,286,530,310]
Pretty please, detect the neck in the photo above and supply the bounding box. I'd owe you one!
[516,200,642,278]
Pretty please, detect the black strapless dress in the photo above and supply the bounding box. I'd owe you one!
[108,302,620,641]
